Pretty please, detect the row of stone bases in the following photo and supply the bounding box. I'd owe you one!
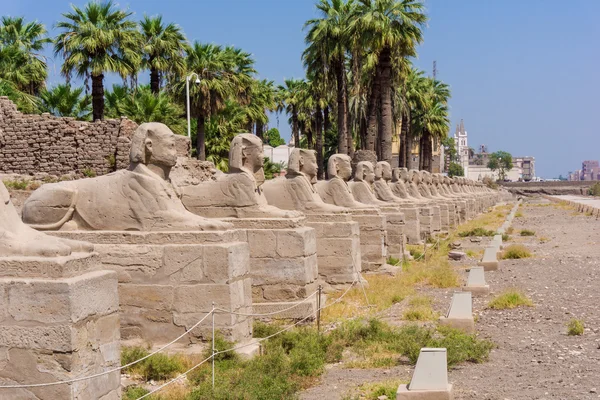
[399,200,520,399]
[0,123,500,399]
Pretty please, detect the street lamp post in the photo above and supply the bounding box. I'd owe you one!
[186,73,201,139]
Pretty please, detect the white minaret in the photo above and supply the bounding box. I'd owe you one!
[453,119,469,177]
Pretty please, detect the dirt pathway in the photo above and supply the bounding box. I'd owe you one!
[301,198,600,400]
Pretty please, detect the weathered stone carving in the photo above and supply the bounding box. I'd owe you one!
[22,123,231,231]
[373,162,421,244]
[315,154,375,209]
[263,149,347,214]
[1,181,92,257]
[181,133,299,219]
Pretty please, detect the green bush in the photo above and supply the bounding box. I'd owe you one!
[567,319,584,336]
[502,234,510,241]
[458,227,496,237]
[2,179,29,190]
[123,386,149,400]
[589,182,600,196]
[488,289,533,309]
[501,244,531,259]
[82,167,97,178]
[387,256,401,266]
[121,346,183,381]
[520,229,535,236]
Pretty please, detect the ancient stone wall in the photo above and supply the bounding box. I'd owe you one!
[0,97,138,176]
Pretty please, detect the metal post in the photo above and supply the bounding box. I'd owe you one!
[186,76,191,138]
[211,302,215,389]
[317,285,322,333]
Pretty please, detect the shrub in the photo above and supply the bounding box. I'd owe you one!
[3,179,29,190]
[121,346,184,381]
[488,289,533,309]
[123,386,150,400]
[589,182,600,196]
[458,227,496,237]
[501,244,531,259]
[407,246,424,260]
[387,256,401,266]
[567,319,584,336]
[520,229,535,236]
[82,167,96,178]
[502,234,510,241]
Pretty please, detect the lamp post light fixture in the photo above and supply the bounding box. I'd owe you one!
[186,72,201,139]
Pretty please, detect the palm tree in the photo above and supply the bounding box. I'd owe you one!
[54,0,141,121]
[39,84,91,119]
[278,78,305,149]
[397,67,425,169]
[0,16,51,95]
[182,42,255,160]
[140,15,188,94]
[304,0,356,155]
[412,77,450,172]
[244,79,277,140]
[355,0,427,162]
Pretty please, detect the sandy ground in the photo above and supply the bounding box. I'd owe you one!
[301,197,600,400]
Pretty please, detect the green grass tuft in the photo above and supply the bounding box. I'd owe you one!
[458,227,496,237]
[121,346,184,381]
[567,319,584,336]
[488,289,533,309]
[387,256,401,266]
[501,244,531,259]
[520,229,536,236]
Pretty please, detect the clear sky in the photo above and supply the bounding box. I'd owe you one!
[2,0,599,178]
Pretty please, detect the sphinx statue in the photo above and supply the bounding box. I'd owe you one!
[180,133,299,219]
[262,148,347,214]
[372,162,421,244]
[22,123,231,231]
[1,182,93,257]
[314,154,374,209]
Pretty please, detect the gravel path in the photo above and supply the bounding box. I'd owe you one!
[301,198,600,400]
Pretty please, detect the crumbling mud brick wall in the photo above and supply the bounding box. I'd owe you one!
[0,97,138,176]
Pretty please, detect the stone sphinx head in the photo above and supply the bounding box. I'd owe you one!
[398,168,410,183]
[130,122,179,169]
[409,169,421,184]
[229,133,265,184]
[375,162,393,182]
[288,148,318,183]
[328,154,353,181]
[391,168,401,183]
[354,161,375,184]
[421,171,431,184]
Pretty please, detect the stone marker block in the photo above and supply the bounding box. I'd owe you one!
[478,246,499,271]
[439,292,474,333]
[396,348,453,400]
[462,267,489,296]
[448,251,466,261]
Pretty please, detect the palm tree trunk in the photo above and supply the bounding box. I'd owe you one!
[256,121,264,141]
[292,112,299,148]
[335,59,348,155]
[307,120,314,150]
[315,104,324,179]
[366,66,381,152]
[150,67,160,94]
[91,73,104,121]
[359,115,367,150]
[196,114,206,160]
[418,134,425,170]
[399,110,408,168]
[378,47,393,163]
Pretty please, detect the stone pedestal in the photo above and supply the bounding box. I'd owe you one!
[305,213,362,290]
[51,231,253,344]
[380,207,406,260]
[397,205,421,244]
[350,209,388,271]
[0,253,121,400]
[226,217,319,317]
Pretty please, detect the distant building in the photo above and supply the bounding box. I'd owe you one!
[582,160,599,181]
[513,156,535,181]
[454,119,469,177]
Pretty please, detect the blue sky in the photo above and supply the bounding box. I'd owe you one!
[2,0,599,178]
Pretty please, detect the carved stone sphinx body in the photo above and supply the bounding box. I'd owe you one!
[178,134,318,315]
[389,168,438,240]
[348,161,406,259]
[315,154,388,271]
[1,182,120,399]
[262,149,362,288]
[419,171,458,229]
[372,161,421,244]
[22,123,253,345]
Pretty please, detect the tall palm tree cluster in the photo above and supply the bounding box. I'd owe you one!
[0,1,276,164]
[295,0,451,175]
[0,0,451,173]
